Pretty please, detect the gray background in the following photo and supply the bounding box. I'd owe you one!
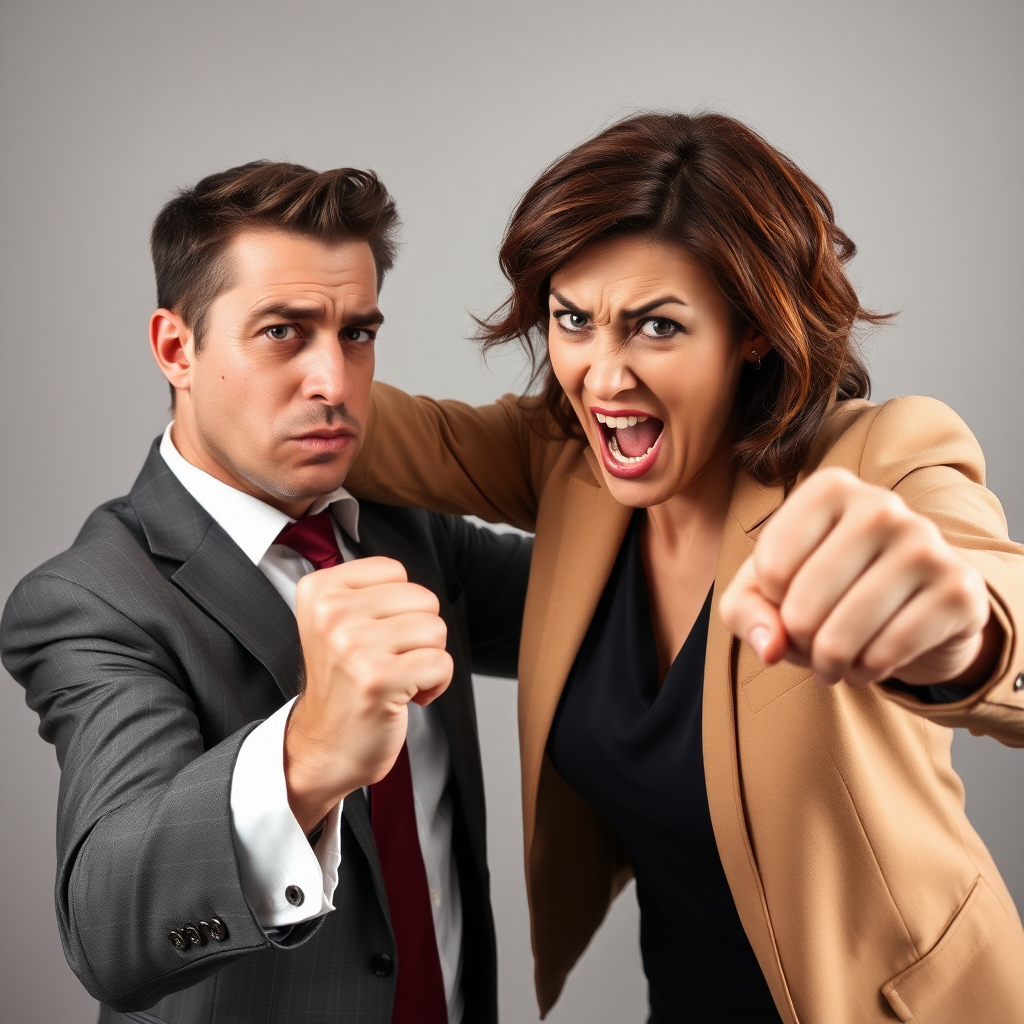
[1,0,1022,1020]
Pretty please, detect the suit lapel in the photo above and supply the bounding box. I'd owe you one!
[130,442,303,701]
[355,506,485,846]
[341,787,392,918]
[171,532,303,700]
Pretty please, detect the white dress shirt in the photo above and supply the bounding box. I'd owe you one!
[159,425,464,1023]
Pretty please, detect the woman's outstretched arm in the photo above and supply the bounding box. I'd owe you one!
[721,395,1024,746]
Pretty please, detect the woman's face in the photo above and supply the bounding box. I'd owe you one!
[547,234,762,508]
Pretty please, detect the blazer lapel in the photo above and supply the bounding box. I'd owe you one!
[130,442,303,701]
[702,469,797,1023]
[518,450,631,850]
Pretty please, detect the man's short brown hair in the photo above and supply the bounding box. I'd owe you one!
[151,161,400,347]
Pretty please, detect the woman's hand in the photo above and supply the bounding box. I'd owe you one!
[719,467,1000,688]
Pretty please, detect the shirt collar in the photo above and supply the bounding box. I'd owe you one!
[158,423,361,567]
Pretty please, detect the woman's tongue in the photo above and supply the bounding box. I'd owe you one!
[614,418,662,457]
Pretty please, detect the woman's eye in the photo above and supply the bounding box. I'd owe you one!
[639,317,679,339]
[343,327,374,343]
[555,311,589,332]
[264,324,298,342]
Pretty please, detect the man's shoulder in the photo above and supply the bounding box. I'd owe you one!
[356,500,515,564]
[10,495,158,608]
[8,443,196,609]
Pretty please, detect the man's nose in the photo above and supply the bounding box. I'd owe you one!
[301,336,349,406]
[583,336,636,400]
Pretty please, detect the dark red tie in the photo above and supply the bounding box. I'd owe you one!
[275,508,345,571]
[275,508,448,1024]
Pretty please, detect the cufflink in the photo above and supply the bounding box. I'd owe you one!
[285,885,304,907]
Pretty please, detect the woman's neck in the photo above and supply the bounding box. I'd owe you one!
[644,451,737,557]
[641,452,737,682]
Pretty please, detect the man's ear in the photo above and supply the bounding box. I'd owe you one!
[150,309,194,393]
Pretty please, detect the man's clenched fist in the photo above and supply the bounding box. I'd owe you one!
[283,556,453,833]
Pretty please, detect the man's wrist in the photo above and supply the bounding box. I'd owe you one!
[283,698,354,833]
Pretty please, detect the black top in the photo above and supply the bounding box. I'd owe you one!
[548,513,782,1023]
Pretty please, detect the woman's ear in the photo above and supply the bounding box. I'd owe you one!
[150,309,194,393]
[741,326,771,365]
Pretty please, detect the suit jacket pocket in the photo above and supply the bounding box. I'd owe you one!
[881,875,998,1022]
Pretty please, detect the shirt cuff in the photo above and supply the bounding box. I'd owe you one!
[229,698,343,928]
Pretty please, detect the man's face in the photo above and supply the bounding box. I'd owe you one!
[164,229,382,515]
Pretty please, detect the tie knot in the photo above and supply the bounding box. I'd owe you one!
[275,508,344,571]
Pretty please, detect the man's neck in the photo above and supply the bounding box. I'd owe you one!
[169,420,315,520]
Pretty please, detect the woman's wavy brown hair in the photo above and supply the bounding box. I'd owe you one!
[477,111,890,486]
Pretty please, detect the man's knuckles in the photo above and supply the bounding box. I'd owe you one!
[329,556,409,588]
[295,557,409,603]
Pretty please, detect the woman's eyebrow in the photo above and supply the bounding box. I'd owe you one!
[549,290,689,320]
[619,296,689,319]
[549,290,589,316]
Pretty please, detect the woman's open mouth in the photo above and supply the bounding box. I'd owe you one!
[592,409,665,479]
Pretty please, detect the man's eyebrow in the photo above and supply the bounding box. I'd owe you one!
[345,308,385,328]
[549,290,689,320]
[244,303,384,332]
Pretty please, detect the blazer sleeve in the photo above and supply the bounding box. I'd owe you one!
[856,396,1024,745]
[346,381,557,533]
[0,569,319,1011]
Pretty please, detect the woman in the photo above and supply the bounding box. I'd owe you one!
[346,112,1024,1022]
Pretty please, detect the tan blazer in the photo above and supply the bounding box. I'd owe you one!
[348,384,1024,1024]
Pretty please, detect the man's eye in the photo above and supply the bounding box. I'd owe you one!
[343,327,374,343]
[264,324,298,342]
[639,317,679,339]
[554,311,589,332]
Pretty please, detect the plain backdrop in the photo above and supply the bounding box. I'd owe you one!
[1,1,1022,1021]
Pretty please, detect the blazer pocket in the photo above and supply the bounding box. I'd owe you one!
[881,876,999,1022]
[738,644,813,714]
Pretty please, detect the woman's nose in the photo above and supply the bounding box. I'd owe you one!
[583,339,636,400]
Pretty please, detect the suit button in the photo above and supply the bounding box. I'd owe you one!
[370,953,393,977]
[201,918,228,942]
[169,930,187,951]
[285,885,304,906]
[184,924,205,946]
[1015,673,1024,692]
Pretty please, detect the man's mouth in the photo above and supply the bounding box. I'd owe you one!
[592,409,665,479]
[292,427,358,454]
[297,428,354,439]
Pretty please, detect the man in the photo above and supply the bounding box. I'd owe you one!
[1,162,530,1024]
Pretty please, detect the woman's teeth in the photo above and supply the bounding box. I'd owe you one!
[608,434,655,463]
[595,412,648,429]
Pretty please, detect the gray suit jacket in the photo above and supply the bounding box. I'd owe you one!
[1,442,530,1024]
